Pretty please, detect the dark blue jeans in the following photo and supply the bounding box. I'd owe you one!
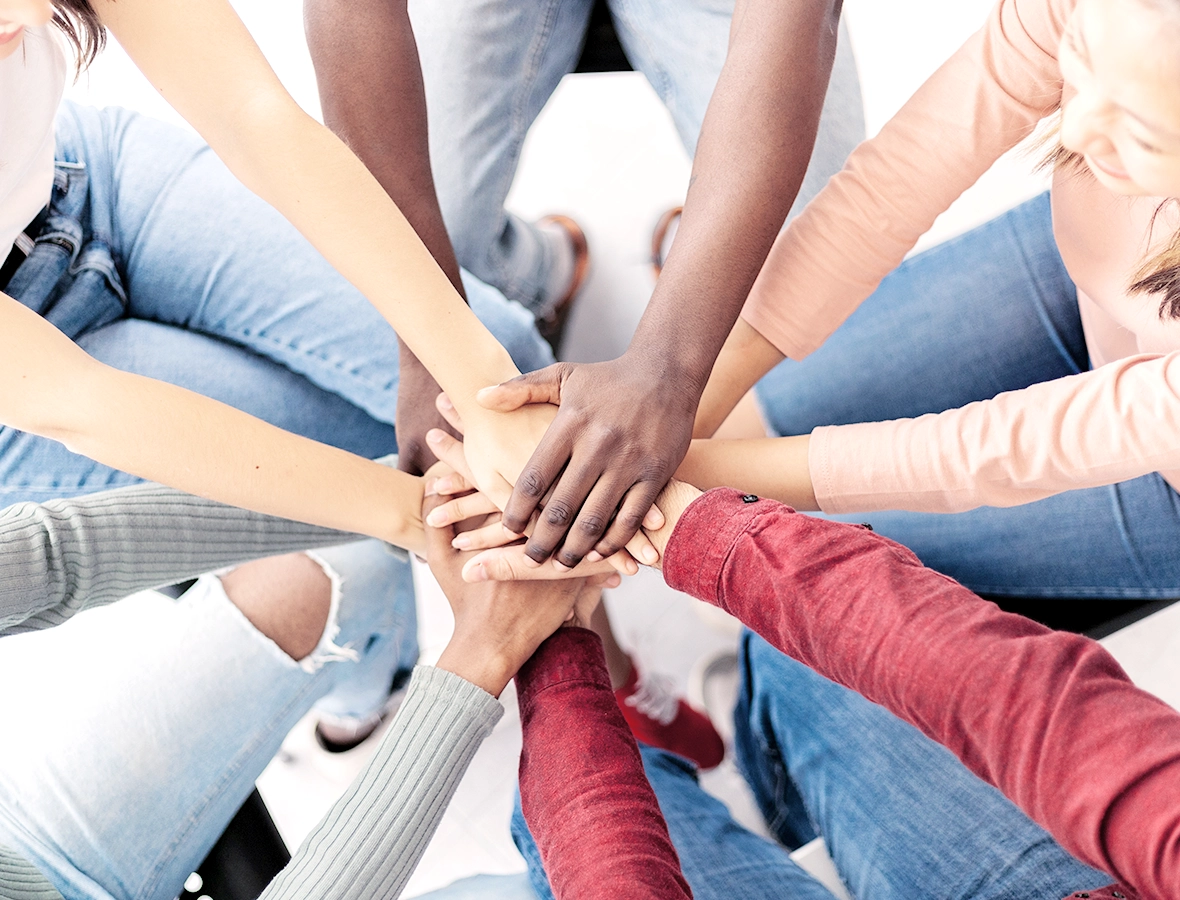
[754,193,1180,600]
[513,631,1111,899]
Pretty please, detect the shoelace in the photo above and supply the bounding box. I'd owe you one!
[624,672,680,726]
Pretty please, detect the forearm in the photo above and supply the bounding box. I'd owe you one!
[57,364,424,550]
[629,0,839,393]
[0,483,354,637]
[664,490,1180,895]
[677,436,817,510]
[260,666,503,900]
[306,0,464,295]
[99,0,516,410]
[516,629,691,899]
[216,111,516,406]
[694,318,785,437]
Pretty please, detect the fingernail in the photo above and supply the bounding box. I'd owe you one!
[439,395,453,409]
[626,559,639,575]
[523,556,541,568]
[586,551,603,563]
[606,574,622,587]
[426,429,444,444]
[642,546,659,565]
[424,479,438,497]
[552,559,571,572]
[451,535,471,550]
[469,564,488,582]
[426,509,446,526]
[503,525,523,539]
[435,477,452,494]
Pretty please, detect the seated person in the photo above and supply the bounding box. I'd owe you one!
[0,463,627,900]
[495,480,1177,899]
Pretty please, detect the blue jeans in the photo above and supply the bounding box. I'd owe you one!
[0,540,418,900]
[754,192,1180,599]
[513,631,1111,899]
[410,0,864,313]
[1,103,554,720]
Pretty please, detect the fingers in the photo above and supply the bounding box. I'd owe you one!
[475,363,569,412]
[450,519,525,552]
[594,480,665,561]
[426,428,477,487]
[434,392,465,434]
[462,545,619,583]
[424,491,500,528]
[519,449,606,566]
[502,426,574,538]
[543,472,631,568]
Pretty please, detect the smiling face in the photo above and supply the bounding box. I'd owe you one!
[0,0,52,60]
[1059,0,1180,196]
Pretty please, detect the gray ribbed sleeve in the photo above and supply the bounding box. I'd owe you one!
[0,846,62,900]
[260,665,504,900]
[0,482,356,636]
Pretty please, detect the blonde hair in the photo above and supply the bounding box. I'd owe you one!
[1034,112,1180,319]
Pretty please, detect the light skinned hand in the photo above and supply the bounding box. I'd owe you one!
[426,491,620,696]
[466,477,704,580]
[474,357,690,569]
[426,400,664,568]
[424,426,658,578]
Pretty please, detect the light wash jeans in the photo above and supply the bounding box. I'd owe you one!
[1,103,554,721]
[511,630,1111,900]
[751,192,1180,600]
[0,540,417,900]
[410,0,864,313]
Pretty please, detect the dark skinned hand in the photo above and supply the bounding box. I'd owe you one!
[476,353,699,568]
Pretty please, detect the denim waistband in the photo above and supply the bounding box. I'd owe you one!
[3,158,127,341]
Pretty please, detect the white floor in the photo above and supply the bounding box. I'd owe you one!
[3,0,1169,897]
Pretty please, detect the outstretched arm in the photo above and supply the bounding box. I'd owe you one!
[0,293,425,548]
[516,629,692,900]
[479,0,844,567]
[93,0,561,509]
[657,487,1179,899]
[304,0,466,475]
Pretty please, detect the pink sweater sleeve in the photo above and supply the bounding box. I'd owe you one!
[664,489,1180,899]
[810,352,1180,513]
[741,0,1069,360]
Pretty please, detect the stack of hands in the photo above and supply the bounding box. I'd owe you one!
[413,391,705,699]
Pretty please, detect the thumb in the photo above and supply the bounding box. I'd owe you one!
[476,364,568,412]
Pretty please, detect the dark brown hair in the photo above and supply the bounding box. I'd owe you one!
[51,0,105,69]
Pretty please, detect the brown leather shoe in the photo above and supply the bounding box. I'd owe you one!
[535,214,589,355]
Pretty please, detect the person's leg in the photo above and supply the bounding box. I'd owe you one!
[753,192,1086,435]
[831,473,1180,599]
[734,631,1112,899]
[410,0,595,315]
[510,746,839,900]
[0,538,415,900]
[0,318,398,505]
[609,0,864,217]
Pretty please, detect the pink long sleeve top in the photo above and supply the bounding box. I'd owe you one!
[741,0,1180,514]
[666,489,1180,898]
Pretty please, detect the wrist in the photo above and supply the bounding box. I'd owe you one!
[436,630,515,698]
[647,479,704,561]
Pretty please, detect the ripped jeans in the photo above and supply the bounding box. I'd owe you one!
[0,540,417,900]
[0,104,552,724]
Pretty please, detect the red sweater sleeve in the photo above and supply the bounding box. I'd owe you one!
[515,627,692,900]
[664,489,1180,899]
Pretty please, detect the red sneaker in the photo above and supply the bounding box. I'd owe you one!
[615,661,725,770]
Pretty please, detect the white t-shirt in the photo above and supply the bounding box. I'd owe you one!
[0,26,67,261]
